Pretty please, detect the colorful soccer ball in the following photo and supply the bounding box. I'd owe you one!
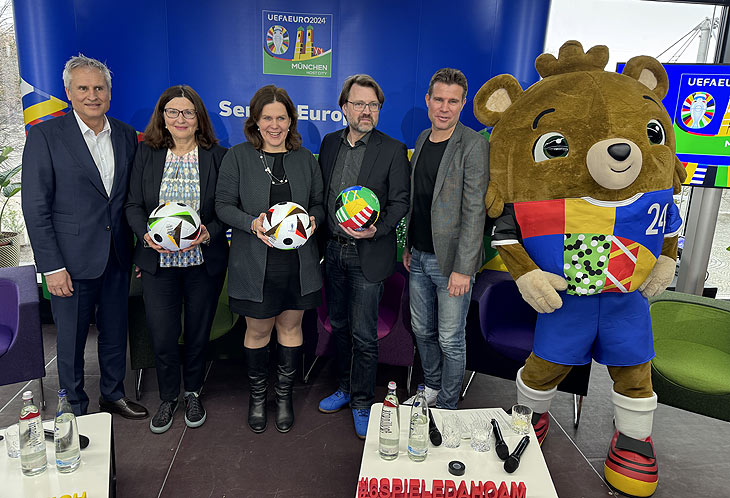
[262,201,313,250]
[147,202,202,251]
[335,185,380,231]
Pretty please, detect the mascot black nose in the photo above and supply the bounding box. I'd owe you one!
[608,143,631,161]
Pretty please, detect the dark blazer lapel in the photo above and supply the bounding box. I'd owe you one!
[151,147,167,207]
[323,131,342,191]
[59,111,107,198]
[110,119,127,199]
[357,130,383,186]
[198,146,212,205]
[432,122,464,202]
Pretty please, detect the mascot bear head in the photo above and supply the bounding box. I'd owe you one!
[475,40,686,217]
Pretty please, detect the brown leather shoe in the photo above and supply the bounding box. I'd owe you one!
[99,397,149,419]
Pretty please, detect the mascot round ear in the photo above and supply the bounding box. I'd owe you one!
[622,55,669,100]
[474,75,523,127]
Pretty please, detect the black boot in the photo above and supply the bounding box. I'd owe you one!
[244,346,269,433]
[274,344,301,433]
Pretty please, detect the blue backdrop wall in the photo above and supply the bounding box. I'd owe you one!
[13,0,551,151]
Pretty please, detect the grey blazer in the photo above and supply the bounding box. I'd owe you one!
[215,142,324,302]
[406,121,489,277]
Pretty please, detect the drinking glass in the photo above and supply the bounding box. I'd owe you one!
[511,404,533,435]
[441,415,461,448]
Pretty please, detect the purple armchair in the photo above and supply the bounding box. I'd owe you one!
[0,265,46,407]
[463,270,590,427]
[304,268,415,392]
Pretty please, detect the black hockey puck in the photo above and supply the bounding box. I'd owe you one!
[448,460,465,476]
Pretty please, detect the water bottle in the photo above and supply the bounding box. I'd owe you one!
[407,384,428,462]
[379,381,400,460]
[54,389,81,473]
[19,390,47,476]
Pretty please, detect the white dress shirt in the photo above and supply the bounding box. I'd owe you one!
[45,111,116,276]
[73,110,115,195]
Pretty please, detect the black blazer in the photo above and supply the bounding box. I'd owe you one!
[125,142,229,276]
[22,111,137,278]
[318,128,410,282]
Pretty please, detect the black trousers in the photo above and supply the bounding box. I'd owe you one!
[141,264,225,401]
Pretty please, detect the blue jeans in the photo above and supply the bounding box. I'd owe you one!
[325,240,384,409]
[409,249,472,409]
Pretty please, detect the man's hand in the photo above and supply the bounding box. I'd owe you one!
[309,216,317,235]
[342,225,376,239]
[448,271,471,297]
[144,233,172,254]
[182,224,210,252]
[402,247,411,272]
[46,270,74,297]
[253,213,274,248]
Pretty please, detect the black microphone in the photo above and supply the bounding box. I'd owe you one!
[428,408,442,446]
[504,435,530,473]
[491,419,509,461]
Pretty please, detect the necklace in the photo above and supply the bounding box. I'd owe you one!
[259,151,288,185]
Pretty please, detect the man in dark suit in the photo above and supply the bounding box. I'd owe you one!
[317,74,410,438]
[22,55,147,418]
[402,68,489,410]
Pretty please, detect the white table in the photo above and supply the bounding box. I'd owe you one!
[357,404,558,498]
[0,412,114,498]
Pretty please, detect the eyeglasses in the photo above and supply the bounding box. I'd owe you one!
[347,101,380,112]
[164,108,197,119]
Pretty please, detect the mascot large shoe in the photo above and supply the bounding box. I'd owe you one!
[474,40,687,498]
[605,392,659,497]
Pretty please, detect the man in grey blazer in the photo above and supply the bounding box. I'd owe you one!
[403,68,489,409]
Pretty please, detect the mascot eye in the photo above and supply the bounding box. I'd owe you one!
[647,119,665,145]
[533,132,569,162]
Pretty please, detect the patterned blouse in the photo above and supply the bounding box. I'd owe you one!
[158,146,203,268]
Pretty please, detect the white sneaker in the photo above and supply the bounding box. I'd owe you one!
[403,386,439,407]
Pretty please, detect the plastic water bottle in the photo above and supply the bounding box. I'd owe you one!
[379,381,400,460]
[407,384,428,462]
[54,389,81,473]
[19,390,47,476]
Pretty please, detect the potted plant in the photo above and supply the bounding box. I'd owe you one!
[0,145,23,267]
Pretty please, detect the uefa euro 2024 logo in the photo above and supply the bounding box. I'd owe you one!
[681,92,715,129]
[262,11,333,78]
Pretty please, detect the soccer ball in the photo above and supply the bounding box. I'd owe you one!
[262,201,313,250]
[335,185,380,231]
[147,202,202,251]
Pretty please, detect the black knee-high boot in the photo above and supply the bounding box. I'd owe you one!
[274,344,301,433]
[244,346,269,433]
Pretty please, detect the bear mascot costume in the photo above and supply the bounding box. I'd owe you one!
[473,40,686,497]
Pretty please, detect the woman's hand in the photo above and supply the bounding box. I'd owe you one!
[253,213,274,248]
[182,224,210,252]
[144,233,172,254]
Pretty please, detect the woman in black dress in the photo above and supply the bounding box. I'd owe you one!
[215,85,323,433]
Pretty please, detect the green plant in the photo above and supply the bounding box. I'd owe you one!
[0,145,21,233]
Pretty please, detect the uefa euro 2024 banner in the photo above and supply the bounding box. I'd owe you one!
[13,0,550,152]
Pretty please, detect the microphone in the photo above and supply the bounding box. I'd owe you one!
[428,408,442,446]
[491,419,509,461]
[504,435,530,473]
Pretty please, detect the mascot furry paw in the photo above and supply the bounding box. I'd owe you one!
[474,40,686,498]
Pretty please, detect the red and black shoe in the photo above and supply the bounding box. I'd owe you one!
[532,411,549,445]
[604,430,658,497]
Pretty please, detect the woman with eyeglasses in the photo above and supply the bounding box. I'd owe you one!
[216,85,323,434]
[125,85,228,434]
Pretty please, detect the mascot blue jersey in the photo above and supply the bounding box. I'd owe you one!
[492,188,681,296]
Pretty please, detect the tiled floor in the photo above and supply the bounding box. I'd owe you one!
[1,324,729,498]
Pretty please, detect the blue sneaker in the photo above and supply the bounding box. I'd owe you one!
[319,390,350,413]
[352,408,370,439]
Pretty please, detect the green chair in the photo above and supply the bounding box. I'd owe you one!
[649,290,730,422]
